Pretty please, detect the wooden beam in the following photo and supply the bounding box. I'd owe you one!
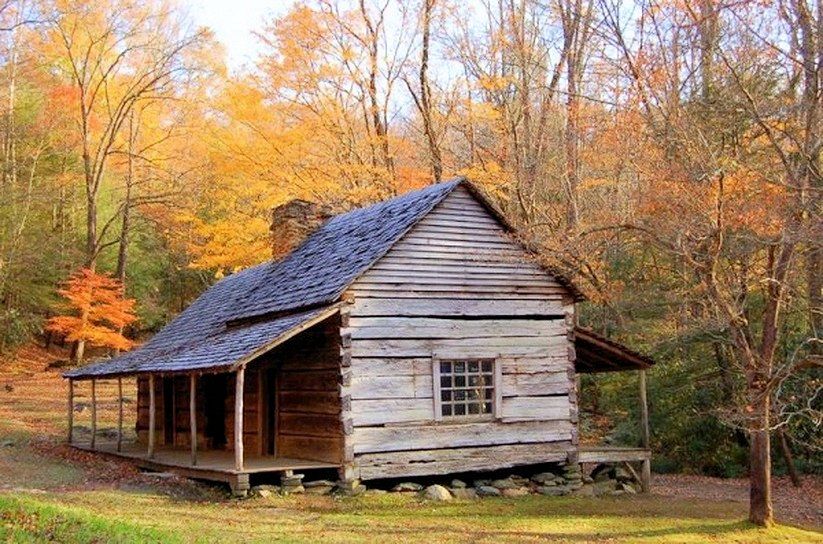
[67,379,74,444]
[90,379,97,450]
[234,366,245,472]
[639,369,651,493]
[117,377,124,453]
[639,369,650,448]
[148,374,156,459]
[190,374,197,466]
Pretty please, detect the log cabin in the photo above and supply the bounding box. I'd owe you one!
[64,178,654,495]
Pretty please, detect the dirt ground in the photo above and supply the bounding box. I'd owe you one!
[654,473,823,529]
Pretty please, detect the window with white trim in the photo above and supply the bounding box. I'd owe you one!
[435,359,497,420]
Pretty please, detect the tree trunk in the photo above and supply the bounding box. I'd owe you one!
[748,389,773,526]
[418,0,442,181]
[776,427,802,488]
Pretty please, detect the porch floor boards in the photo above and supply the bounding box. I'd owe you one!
[71,441,340,475]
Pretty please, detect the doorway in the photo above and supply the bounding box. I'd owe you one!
[202,374,228,449]
[261,367,277,456]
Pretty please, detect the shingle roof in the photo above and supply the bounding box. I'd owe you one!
[63,305,338,378]
[224,178,463,322]
[65,177,584,379]
[574,327,655,373]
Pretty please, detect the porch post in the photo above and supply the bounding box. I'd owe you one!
[90,379,97,450]
[117,377,124,452]
[639,369,651,492]
[234,366,245,472]
[148,374,156,459]
[190,373,197,466]
[67,379,74,444]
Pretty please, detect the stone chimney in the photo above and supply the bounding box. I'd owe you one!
[270,199,332,259]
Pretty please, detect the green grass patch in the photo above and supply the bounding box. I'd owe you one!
[0,494,180,543]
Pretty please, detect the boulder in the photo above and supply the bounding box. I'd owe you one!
[510,475,530,486]
[530,472,557,485]
[450,488,478,500]
[473,479,491,488]
[336,480,366,496]
[540,486,570,497]
[490,477,518,490]
[304,480,336,495]
[250,485,279,498]
[421,484,452,502]
[450,479,467,489]
[582,476,594,484]
[476,485,502,497]
[501,487,530,498]
[619,482,637,494]
[392,482,423,492]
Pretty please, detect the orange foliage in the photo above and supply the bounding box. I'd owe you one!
[47,269,138,352]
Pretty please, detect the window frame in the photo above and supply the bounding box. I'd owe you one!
[432,357,502,422]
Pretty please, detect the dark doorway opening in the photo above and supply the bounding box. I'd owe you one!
[202,374,228,449]
[261,367,277,456]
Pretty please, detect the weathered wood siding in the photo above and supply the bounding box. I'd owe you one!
[346,186,577,479]
[271,315,345,464]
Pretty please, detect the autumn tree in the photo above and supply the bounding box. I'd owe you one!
[46,0,207,270]
[598,0,821,526]
[47,268,137,362]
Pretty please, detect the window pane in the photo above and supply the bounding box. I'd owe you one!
[437,358,496,420]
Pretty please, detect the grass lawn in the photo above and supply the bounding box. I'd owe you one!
[1,489,820,543]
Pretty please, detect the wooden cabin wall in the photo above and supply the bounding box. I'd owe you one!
[268,316,344,464]
[224,370,261,455]
[135,375,207,448]
[346,186,578,479]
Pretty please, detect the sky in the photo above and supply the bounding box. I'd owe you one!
[187,0,295,69]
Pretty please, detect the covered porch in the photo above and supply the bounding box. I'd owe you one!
[574,327,654,492]
[64,305,345,496]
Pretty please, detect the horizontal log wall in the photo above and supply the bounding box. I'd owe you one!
[347,186,576,479]
[271,315,344,464]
